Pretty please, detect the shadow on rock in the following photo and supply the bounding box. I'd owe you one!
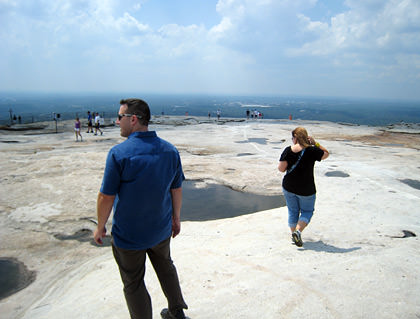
[300,240,361,253]
[54,229,112,247]
[390,230,417,238]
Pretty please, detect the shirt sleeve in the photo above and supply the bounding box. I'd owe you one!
[313,146,324,161]
[279,147,290,161]
[100,149,121,195]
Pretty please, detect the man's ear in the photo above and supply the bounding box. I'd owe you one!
[131,115,141,127]
[131,115,137,125]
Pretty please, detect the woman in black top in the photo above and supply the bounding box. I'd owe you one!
[278,127,329,247]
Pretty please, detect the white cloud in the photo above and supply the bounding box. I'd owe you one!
[0,0,419,99]
[115,12,150,33]
[209,17,233,40]
[294,0,420,56]
[133,2,142,11]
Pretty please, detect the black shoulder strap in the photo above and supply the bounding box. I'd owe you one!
[286,148,306,175]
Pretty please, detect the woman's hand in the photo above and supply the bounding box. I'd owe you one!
[308,136,315,145]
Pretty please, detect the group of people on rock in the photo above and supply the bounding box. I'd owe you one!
[207,109,222,120]
[246,109,264,119]
[90,98,329,319]
[74,111,103,141]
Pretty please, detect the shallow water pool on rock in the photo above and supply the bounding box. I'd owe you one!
[0,258,36,300]
[400,179,420,190]
[325,171,350,177]
[181,180,285,221]
[55,181,286,247]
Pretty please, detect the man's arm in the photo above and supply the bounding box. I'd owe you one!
[93,192,115,245]
[170,187,182,238]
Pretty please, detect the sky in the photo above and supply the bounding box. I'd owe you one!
[0,0,420,100]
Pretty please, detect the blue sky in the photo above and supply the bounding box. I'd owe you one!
[1,0,420,100]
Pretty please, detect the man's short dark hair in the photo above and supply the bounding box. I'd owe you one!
[120,98,151,126]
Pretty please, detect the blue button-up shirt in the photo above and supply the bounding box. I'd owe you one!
[100,131,185,249]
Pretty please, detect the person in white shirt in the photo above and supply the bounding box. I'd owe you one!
[94,112,103,135]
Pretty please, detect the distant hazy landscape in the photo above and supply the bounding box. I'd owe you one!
[1,92,420,126]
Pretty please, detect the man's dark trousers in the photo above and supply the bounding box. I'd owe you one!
[112,237,188,319]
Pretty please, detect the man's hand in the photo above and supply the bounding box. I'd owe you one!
[172,216,181,238]
[170,187,182,238]
[94,192,115,245]
[94,226,107,245]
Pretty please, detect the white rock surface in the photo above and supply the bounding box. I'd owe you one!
[1,117,419,319]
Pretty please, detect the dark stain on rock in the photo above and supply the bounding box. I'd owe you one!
[325,171,350,177]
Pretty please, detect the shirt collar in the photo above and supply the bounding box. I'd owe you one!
[128,131,157,139]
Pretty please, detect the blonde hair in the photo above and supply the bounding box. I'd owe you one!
[292,127,310,148]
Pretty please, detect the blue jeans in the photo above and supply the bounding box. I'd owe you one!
[283,188,316,228]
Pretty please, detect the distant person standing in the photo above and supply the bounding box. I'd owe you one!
[87,111,93,133]
[278,127,329,247]
[94,112,103,135]
[74,117,82,142]
[246,109,250,120]
[217,109,221,120]
[93,98,188,319]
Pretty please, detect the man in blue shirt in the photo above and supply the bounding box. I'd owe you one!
[94,98,188,319]
[86,111,93,133]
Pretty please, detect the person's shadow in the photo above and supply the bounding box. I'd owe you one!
[298,240,361,253]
